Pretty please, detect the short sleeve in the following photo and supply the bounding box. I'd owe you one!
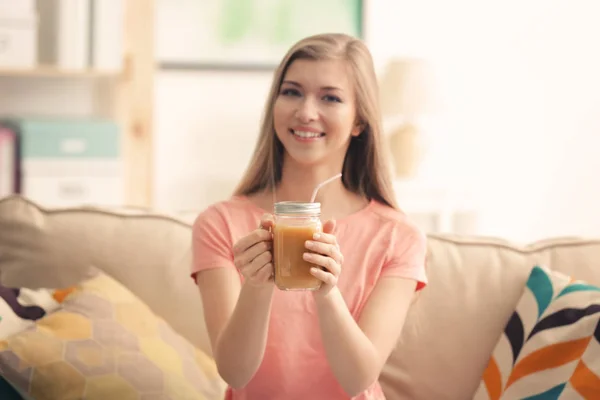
[380,223,428,291]
[190,205,235,279]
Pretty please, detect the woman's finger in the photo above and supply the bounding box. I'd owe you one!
[322,219,336,234]
[254,262,274,281]
[312,231,338,246]
[236,240,272,267]
[244,251,272,277]
[310,267,338,286]
[233,229,272,255]
[305,240,343,264]
[303,252,341,277]
[259,214,275,230]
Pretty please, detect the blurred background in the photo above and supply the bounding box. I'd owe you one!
[1,0,599,244]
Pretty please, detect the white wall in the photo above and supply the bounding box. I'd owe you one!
[154,0,600,243]
[4,1,597,243]
[153,70,271,211]
[366,0,600,242]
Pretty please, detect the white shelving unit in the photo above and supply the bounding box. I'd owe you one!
[0,0,155,208]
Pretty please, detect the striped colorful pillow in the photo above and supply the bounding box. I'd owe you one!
[0,285,75,340]
[475,265,600,399]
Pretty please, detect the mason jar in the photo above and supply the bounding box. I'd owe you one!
[273,201,323,291]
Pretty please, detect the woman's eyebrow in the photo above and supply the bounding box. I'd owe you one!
[282,80,343,92]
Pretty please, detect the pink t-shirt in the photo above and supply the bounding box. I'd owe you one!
[191,196,427,400]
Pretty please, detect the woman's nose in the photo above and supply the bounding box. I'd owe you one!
[295,97,318,123]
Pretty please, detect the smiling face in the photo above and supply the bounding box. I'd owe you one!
[273,59,362,168]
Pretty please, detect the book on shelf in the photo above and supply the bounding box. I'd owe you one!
[0,124,20,197]
[90,0,123,71]
[37,0,123,71]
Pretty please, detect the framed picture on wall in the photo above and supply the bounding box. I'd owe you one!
[156,0,364,71]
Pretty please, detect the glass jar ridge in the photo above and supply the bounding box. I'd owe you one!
[273,201,323,291]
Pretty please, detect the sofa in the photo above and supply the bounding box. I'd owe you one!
[0,194,599,399]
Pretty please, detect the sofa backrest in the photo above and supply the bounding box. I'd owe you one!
[381,233,600,400]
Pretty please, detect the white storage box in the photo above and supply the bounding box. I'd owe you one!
[24,161,123,207]
[0,16,37,68]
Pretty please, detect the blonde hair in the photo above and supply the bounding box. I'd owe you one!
[233,33,398,209]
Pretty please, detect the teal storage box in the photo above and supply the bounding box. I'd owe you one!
[3,117,120,160]
[1,117,123,207]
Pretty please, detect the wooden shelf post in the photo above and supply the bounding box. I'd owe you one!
[117,0,155,208]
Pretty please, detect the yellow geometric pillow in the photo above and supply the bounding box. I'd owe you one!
[0,273,226,400]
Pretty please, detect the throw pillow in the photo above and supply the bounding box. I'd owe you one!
[0,194,212,355]
[0,272,226,400]
[474,265,600,399]
[0,285,74,339]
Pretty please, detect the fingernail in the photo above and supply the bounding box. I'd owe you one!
[313,233,320,239]
[303,253,310,260]
[305,240,313,249]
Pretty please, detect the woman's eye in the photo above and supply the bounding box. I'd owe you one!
[324,95,342,103]
[281,88,301,96]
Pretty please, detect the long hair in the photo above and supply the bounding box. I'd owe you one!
[233,33,398,209]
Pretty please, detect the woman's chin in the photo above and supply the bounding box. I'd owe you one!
[283,150,326,167]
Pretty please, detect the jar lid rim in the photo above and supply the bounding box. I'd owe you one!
[274,201,321,214]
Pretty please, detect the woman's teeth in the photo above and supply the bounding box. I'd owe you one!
[292,130,323,138]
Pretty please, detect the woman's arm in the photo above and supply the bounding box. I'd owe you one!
[305,220,425,396]
[314,277,417,396]
[193,213,276,389]
[196,269,275,389]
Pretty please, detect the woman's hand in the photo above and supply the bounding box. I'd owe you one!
[232,214,275,288]
[304,220,343,296]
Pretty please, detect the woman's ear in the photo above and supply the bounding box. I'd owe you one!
[351,121,365,137]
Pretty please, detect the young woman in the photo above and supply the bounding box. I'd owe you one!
[191,33,427,400]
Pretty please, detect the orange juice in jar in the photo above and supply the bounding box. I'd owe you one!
[273,201,323,291]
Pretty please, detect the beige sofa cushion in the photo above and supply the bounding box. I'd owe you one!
[380,234,600,400]
[0,195,211,355]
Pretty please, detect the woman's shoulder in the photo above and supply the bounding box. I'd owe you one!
[364,200,415,225]
[193,196,264,232]
[363,200,426,241]
[197,196,256,214]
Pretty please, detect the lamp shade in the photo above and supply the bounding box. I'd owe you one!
[379,58,439,118]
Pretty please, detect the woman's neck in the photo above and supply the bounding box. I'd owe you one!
[276,161,343,203]
[267,159,368,221]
